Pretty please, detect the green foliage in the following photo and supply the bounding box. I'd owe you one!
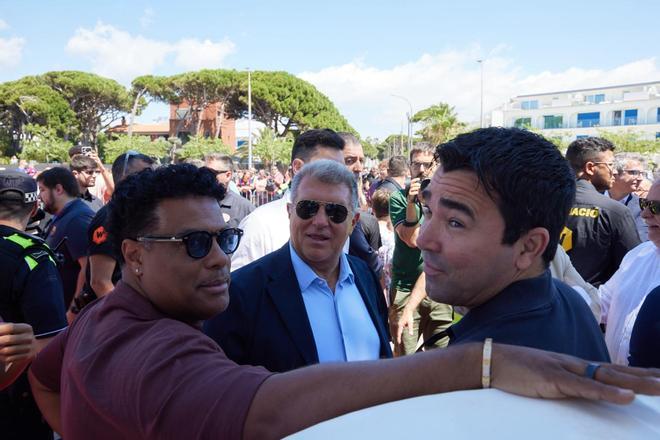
[411,103,467,145]
[103,135,170,163]
[381,134,413,157]
[40,71,132,146]
[177,135,231,161]
[0,76,78,156]
[18,124,73,163]
[243,127,293,166]
[597,130,660,154]
[229,71,353,136]
[360,136,380,159]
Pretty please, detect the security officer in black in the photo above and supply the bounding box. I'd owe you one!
[0,169,67,439]
[563,137,641,286]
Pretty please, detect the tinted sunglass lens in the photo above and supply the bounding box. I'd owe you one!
[326,204,348,223]
[218,229,242,254]
[186,232,213,259]
[296,200,320,220]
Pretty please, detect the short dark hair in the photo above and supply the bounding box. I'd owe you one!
[106,164,225,263]
[436,127,575,265]
[70,154,97,172]
[68,145,83,158]
[388,156,408,177]
[0,199,35,222]
[204,153,233,171]
[337,132,360,148]
[371,189,392,219]
[291,129,344,164]
[36,167,79,197]
[565,137,615,172]
[111,152,155,183]
[410,142,435,162]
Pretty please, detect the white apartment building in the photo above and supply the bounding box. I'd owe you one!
[490,81,660,142]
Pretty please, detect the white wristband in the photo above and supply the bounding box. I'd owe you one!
[482,338,492,389]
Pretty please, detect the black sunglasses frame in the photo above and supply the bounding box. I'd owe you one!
[295,200,350,224]
[639,198,660,215]
[137,228,243,259]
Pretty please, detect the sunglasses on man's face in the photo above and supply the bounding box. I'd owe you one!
[295,200,350,224]
[137,228,243,259]
[639,198,660,215]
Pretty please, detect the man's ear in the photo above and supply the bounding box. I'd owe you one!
[583,161,596,178]
[122,238,143,272]
[348,211,360,234]
[53,183,66,196]
[291,158,305,175]
[514,227,549,271]
[287,202,293,220]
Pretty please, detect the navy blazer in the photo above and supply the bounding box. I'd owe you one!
[204,243,392,372]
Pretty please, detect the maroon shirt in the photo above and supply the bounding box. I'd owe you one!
[31,281,272,439]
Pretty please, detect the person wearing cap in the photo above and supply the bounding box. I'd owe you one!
[0,169,68,439]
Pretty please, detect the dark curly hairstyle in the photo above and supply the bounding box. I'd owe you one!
[106,163,225,263]
[435,127,575,265]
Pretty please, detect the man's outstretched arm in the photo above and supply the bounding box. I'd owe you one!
[244,342,660,440]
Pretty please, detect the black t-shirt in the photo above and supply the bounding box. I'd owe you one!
[84,205,121,296]
[562,180,641,286]
[219,190,256,228]
[44,199,95,307]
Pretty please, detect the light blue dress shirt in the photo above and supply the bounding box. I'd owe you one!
[289,243,381,363]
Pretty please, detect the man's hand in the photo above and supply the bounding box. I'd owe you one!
[396,307,415,345]
[88,151,103,169]
[491,343,660,404]
[0,323,36,365]
[406,178,422,204]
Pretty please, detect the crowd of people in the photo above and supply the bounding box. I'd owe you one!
[0,128,659,439]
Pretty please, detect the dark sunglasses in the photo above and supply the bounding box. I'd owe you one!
[639,198,660,215]
[295,200,350,224]
[137,228,243,259]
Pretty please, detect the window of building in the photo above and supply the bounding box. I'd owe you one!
[521,100,538,110]
[657,107,660,123]
[576,135,589,139]
[656,132,660,139]
[585,94,605,104]
[613,110,622,126]
[514,118,532,129]
[543,115,563,129]
[577,112,600,128]
[624,109,638,125]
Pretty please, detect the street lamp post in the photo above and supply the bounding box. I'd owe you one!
[391,94,413,154]
[477,59,484,128]
[247,68,253,170]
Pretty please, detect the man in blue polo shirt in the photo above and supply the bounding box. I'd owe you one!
[38,167,94,310]
[417,128,609,362]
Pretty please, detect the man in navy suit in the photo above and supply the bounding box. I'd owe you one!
[205,160,391,372]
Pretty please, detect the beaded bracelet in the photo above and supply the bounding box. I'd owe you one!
[482,338,493,389]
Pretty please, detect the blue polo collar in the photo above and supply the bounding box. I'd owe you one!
[449,270,554,341]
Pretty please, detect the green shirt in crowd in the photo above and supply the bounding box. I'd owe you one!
[388,189,424,293]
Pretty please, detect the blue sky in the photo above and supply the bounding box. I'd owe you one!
[1,0,659,138]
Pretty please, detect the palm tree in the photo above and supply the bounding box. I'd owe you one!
[411,103,466,145]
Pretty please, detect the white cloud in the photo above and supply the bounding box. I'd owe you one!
[0,36,25,68]
[140,8,155,28]
[172,38,235,71]
[66,22,235,82]
[299,49,660,138]
[0,19,8,31]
